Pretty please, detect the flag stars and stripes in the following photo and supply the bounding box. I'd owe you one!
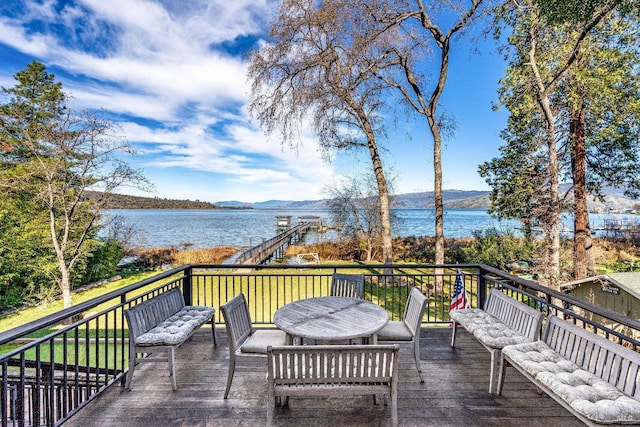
[450,269,470,311]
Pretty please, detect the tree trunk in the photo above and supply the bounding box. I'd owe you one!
[570,98,595,279]
[528,31,561,289]
[429,40,450,284]
[547,135,561,289]
[60,269,73,309]
[371,150,393,265]
[359,104,393,273]
[49,193,74,308]
[431,117,445,267]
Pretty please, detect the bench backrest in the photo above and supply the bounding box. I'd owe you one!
[484,288,544,341]
[124,287,185,341]
[543,315,640,398]
[267,344,399,387]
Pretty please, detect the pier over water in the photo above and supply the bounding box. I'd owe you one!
[235,217,316,265]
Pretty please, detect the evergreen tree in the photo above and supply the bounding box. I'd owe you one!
[0,61,146,308]
[487,2,639,284]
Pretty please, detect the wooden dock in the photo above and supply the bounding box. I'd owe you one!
[601,218,640,240]
[235,222,311,265]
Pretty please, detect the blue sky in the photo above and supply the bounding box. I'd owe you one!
[0,0,509,203]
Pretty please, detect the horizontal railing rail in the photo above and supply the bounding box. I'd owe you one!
[2,263,639,426]
[479,264,640,350]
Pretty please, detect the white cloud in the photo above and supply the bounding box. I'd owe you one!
[0,20,55,57]
[0,0,345,202]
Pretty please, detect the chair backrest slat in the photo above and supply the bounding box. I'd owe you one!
[221,293,253,353]
[330,273,365,299]
[403,287,428,334]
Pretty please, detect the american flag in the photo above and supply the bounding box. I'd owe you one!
[450,269,470,311]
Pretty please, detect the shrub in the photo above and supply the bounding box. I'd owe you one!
[81,238,124,284]
[460,228,542,271]
[173,246,238,265]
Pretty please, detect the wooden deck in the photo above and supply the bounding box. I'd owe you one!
[62,327,583,427]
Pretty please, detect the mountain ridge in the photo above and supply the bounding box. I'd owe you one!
[102,188,639,212]
[217,187,639,212]
[216,190,494,210]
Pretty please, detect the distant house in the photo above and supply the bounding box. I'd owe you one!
[561,272,640,338]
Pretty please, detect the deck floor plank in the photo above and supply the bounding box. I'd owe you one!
[62,327,584,427]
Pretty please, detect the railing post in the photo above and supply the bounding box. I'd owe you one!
[477,266,487,309]
[183,266,193,306]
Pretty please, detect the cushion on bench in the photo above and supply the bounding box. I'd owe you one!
[503,340,640,424]
[135,306,214,346]
[450,309,530,348]
[472,322,533,348]
[449,308,494,333]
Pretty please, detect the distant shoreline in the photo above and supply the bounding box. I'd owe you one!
[90,191,254,210]
[106,205,253,210]
[98,187,639,212]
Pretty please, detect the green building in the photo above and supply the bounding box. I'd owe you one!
[561,272,640,338]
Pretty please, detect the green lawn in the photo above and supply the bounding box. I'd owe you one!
[1,265,462,354]
[0,270,161,332]
[1,265,463,333]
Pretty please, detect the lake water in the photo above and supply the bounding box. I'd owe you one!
[105,208,638,249]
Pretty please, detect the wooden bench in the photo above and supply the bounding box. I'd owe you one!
[266,344,399,426]
[450,287,544,394]
[499,314,640,426]
[124,287,216,390]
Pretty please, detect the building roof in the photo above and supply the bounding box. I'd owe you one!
[561,272,640,300]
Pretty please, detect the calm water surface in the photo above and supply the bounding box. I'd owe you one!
[105,208,637,249]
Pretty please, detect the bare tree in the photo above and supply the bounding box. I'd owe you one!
[325,171,397,261]
[364,0,488,273]
[248,0,399,266]
[26,108,147,308]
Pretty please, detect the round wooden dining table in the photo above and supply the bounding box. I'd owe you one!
[273,296,389,343]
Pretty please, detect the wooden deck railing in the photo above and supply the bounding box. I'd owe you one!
[1,263,639,426]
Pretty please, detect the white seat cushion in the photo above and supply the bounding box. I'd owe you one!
[472,322,531,349]
[241,329,287,354]
[451,308,528,349]
[135,306,214,346]
[502,341,575,376]
[377,321,413,341]
[503,341,640,424]
[450,309,498,333]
